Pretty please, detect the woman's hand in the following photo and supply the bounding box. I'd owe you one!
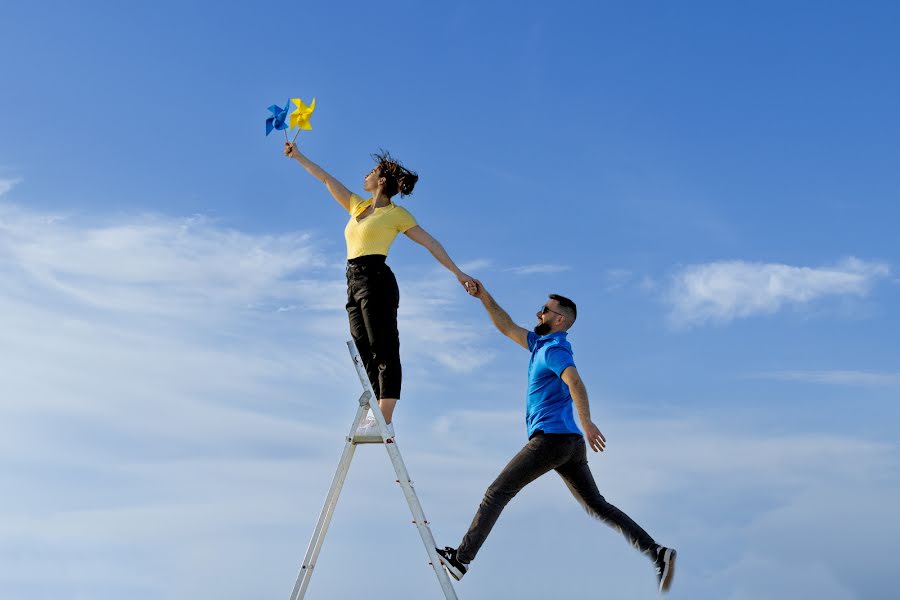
[458,273,478,294]
[284,142,298,158]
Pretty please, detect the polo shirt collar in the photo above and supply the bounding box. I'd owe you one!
[537,331,568,342]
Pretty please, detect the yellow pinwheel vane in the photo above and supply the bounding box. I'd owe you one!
[289,97,316,143]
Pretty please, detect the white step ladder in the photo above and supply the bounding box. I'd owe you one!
[288,341,459,599]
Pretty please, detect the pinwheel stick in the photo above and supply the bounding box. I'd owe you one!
[290,128,302,144]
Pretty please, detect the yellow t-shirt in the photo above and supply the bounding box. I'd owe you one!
[344,194,418,259]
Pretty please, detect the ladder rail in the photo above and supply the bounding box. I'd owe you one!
[290,401,370,600]
[383,437,459,599]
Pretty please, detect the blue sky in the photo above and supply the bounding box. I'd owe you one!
[2,1,899,599]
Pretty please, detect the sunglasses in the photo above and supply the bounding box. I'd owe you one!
[539,305,565,317]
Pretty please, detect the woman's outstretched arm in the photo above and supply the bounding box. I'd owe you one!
[284,142,354,212]
[404,225,476,291]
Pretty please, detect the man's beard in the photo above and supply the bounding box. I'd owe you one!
[533,322,552,336]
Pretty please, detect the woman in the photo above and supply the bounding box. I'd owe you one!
[284,142,475,437]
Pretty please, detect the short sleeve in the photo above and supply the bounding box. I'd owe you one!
[544,346,575,377]
[526,331,538,351]
[393,205,418,233]
[348,194,368,216]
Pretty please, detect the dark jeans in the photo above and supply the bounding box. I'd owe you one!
[346,255,401,400]
[457,432,657,564]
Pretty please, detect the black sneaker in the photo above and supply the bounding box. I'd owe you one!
[435,546,468,581]
[654,546,677,593]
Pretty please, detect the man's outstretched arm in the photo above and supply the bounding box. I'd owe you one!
[467,278,529,350]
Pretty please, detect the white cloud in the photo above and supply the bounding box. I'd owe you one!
[667,257,890,327]
[0,206,330,318]
[603,268,634,291]
[639,275,659,292]
[458,257,492,272]
[507,263,572,275]
[0,177,21,196]
[431,409,520,437]
[755,370,900,387]
[718,555,857,600]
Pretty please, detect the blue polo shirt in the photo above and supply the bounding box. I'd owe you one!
[525,331,581,438]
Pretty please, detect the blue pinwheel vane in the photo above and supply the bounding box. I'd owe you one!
[266,100,290,138]
[265,96,316,142]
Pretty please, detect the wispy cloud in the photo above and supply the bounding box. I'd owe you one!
[0,206,498,430]
[507,263,572,275]
[0,204,494,414]
[0,202,501,598]
[753,370,900,387]
[604,268,634,291]
[398,267,496,373]
[0,177,22,196]
[458,258,492,273]
[0,205,334,317]
[667,257,890,328]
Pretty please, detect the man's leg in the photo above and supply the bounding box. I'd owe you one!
[455,434,573,564]
[554,441,677,592]
[554,441,657,555]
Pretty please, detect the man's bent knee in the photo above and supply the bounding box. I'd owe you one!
[484,483,516,507]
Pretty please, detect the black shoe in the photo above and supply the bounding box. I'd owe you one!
[654,546,677,593]
[436,546,468,581]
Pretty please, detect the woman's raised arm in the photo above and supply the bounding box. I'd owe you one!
[284,142,354,212]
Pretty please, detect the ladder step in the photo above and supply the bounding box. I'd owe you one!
[351,433,392,444]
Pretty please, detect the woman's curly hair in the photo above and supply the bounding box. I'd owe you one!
[372,150,418,198]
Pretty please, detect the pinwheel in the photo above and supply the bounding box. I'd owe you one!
[266,100,290,138]
[289,97,316,143]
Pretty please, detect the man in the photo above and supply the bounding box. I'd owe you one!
[437,280,677,593]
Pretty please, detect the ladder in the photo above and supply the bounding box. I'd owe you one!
[288,341,459,599]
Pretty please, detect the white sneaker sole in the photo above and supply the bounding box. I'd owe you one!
[658,548,676,593]
[437,553,465,581]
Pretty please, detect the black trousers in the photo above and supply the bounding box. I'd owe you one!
[456,432,658,564]
[346,255,401,400]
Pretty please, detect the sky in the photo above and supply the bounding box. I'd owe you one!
[1,1,899,598]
